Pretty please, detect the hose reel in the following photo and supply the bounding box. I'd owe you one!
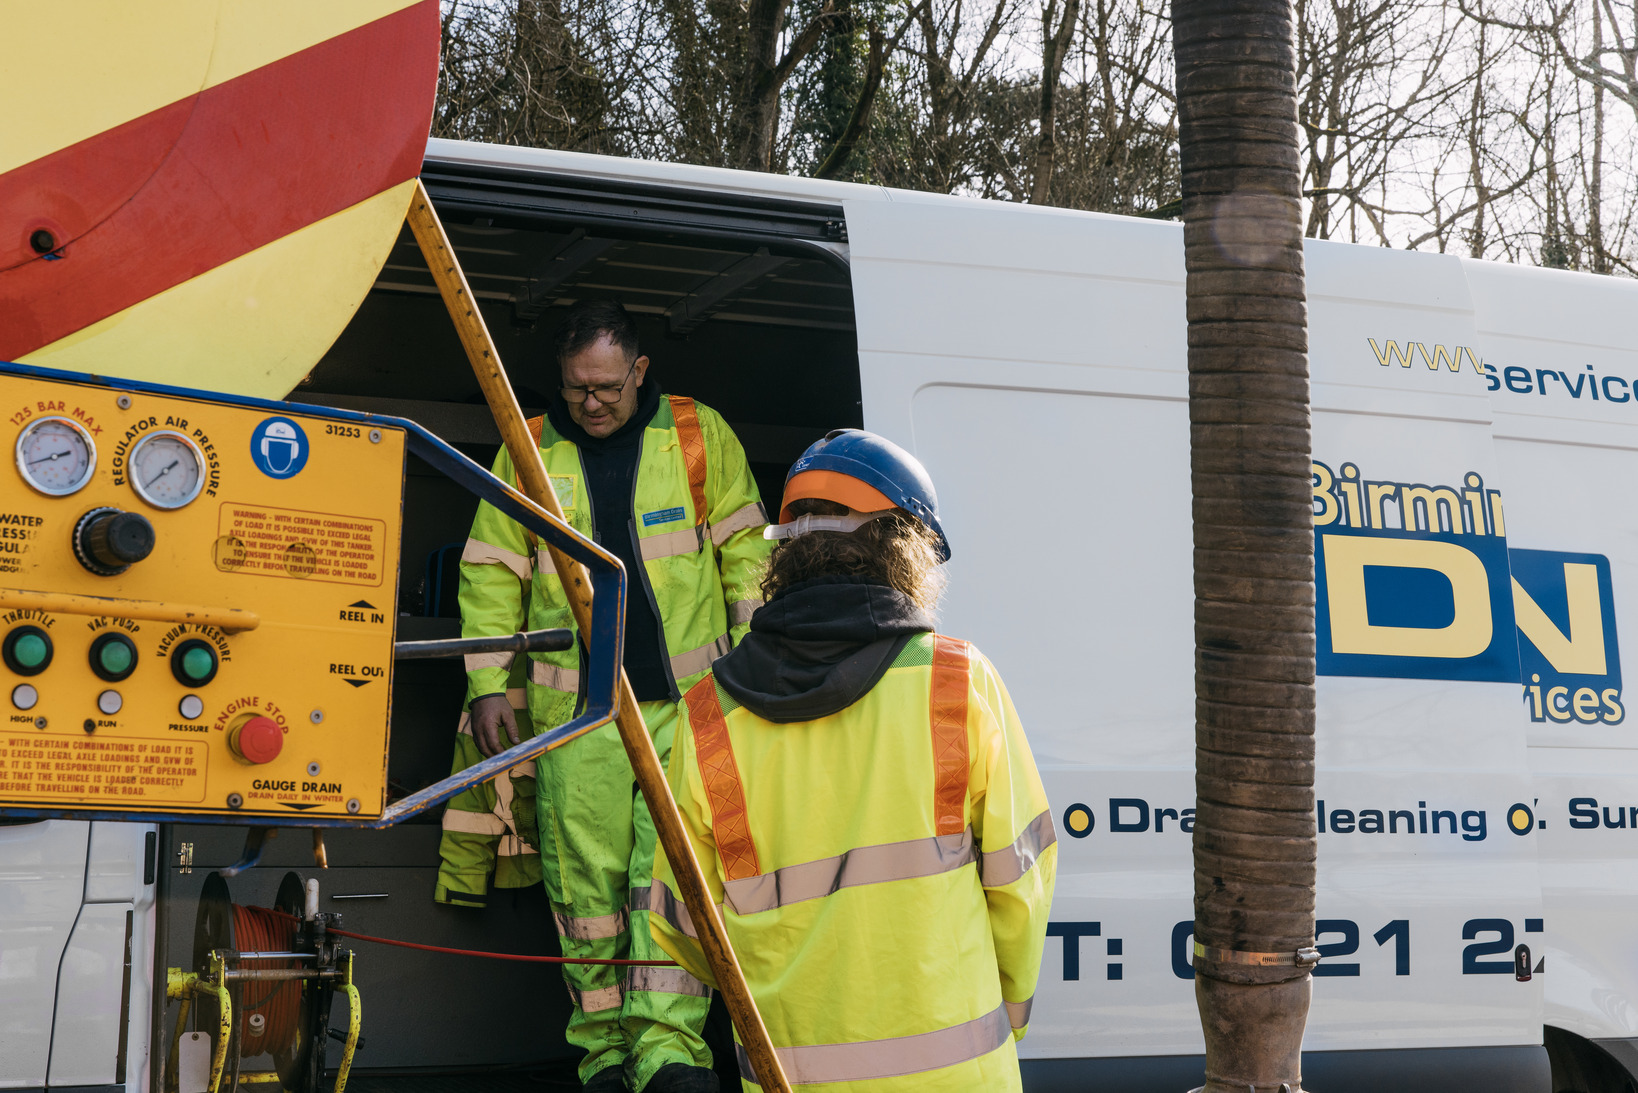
[167,872,360,1093]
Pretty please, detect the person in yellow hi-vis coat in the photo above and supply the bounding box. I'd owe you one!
[455,301,771,1093]
[649,429,1057,1092]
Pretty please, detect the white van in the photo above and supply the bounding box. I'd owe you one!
[5,138,1638,1093]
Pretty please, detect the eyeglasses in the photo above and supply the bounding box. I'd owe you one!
[560,359,639,405]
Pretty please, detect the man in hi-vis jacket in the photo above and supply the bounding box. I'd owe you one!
[649,429,1057,1092]
[454,299,771,1093]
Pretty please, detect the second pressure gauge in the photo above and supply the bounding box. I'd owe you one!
[129,430,206,509]
[16,416,96,496]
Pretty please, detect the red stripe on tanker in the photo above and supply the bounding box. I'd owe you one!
[0,0,438,359]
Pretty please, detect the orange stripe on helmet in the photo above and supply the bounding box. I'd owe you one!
[778,469,896,523]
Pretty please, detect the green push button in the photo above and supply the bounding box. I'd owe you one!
[182,646,214,681]
[99,641,133,675]
[171,639,219,686]
[89,633,138,683]
[3,626,53,677]
[14,633,48,669]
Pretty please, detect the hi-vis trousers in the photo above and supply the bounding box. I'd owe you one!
[538,698,713,1089]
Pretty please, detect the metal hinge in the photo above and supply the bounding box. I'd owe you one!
[178,842,194,875]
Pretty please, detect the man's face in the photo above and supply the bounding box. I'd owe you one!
[561,334,649,439]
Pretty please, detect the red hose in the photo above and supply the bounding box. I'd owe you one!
[324,924,678,966]
[230,904,302,1056]
[262,906,677,966]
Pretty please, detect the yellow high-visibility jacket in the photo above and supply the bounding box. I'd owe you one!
[459,395,770,731]
[435,662,540,906]
[649,633,1057,1091]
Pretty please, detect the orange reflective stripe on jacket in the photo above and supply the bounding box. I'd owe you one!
[520,403,709,529]
[681,640,973,885]
[514,406,712,558]
[668,395,710,528]
[931,635,972,835]
[683,677,761,881]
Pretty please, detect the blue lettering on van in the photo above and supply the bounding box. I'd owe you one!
[643,506,686,527]
[1512,550,1623,724]
[1105,797,1194,833]
[1317,799,1488,840]
[1568,797,1638,829]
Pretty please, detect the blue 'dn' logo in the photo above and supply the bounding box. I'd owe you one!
[1511,549,1622,724]
[1312,460,1622,723]
[1316,525,1519,682]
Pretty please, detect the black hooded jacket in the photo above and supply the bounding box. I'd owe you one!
[712,575,934,723]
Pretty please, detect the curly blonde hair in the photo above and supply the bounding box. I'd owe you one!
[761,498,946,614]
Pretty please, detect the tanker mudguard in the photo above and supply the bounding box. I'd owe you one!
[0,360,626,827]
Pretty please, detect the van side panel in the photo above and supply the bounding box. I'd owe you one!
[0,821,90,1089]
[1466,257,1638,1047]
[46,903,132,1087]
[1304,239,1541,1050]
[847,196,1546,1062]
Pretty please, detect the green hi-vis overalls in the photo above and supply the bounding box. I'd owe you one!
[457,395,771,1088]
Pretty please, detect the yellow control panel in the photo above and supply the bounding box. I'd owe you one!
[0,372,403,820]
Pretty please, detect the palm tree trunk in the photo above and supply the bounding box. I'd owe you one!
[1170,0,1316,1088]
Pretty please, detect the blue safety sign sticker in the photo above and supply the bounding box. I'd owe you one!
[250,417,309,480]
[643,506,686,527]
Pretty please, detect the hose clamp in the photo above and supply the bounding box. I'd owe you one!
[1194,941,1322,968]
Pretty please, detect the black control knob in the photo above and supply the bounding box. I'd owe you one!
[74,507,155,576]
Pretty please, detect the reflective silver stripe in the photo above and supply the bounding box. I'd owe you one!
[506,687,527,708]
[553,909,628,941]
[441,808,507,835]
[711,501,768,546]
[727,598,761,626]
[491,774,533,855]
[631,881,699,939]
[529,658,581,692]
[461,537,532,581]
[640,525,703,562]
[499,833,537,857]
[981,809,1058,888]
[1006,997,1033,1030]
[670,634,732,681]
[737,1004,1011,1086]
[455,711,472,737]
[568,984,623,1013]
[464,650,513,673]
[723,830,976,916]
[623,965,710,997]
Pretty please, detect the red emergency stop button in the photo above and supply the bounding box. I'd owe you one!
[229,715,283,765]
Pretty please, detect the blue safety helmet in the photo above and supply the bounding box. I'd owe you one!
[775,429,950,561]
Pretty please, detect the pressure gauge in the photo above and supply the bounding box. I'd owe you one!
[129,430,206,509]
[16,416,96,496]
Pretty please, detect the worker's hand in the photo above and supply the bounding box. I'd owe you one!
[469,694,519,758]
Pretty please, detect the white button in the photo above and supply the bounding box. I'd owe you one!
[179,694,204,720]
[11,684,38,711]
[97,690,122,715]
